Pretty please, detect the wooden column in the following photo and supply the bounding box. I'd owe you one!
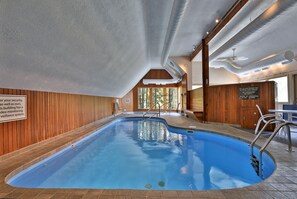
[202,39,209,122]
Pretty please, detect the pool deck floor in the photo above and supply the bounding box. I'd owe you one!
[1,113,297,198]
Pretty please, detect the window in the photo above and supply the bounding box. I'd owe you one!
[138,87,179,110]
[152,88,164,109]
[166,88,178,110]
[269,76,288,103]
[138,88,150,109]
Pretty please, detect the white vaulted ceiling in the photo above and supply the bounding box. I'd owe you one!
[0,0,235,97]
[0,0,150,97]
[194,0,297,76]
[2,0,295,97]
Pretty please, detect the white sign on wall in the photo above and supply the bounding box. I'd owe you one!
[0,95,27,123]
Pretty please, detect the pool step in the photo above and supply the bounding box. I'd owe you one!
[250,154,261,176]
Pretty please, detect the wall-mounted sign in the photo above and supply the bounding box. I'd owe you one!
[0,95,27,123]
[239,86,259,100]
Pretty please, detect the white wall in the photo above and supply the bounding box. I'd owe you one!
[240,62,297,104]
[171,56,192,90]
[192,61,240,88]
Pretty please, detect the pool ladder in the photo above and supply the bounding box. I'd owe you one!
[250,119,296,178]
[143,102,162,119]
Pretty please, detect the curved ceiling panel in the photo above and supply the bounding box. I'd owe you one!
[0,0,150,97]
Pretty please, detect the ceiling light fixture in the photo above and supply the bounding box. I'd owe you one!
[192,45,197,52]
[215,18,220,23]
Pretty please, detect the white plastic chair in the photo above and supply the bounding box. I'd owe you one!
[255,104,285,134]
[115,101,126,112]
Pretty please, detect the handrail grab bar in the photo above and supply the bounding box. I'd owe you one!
[143,102,163,118]
[260,122,296,154]
[143,103,159,117]
[259,122,296,177]
[257,122,296,177]
[251,118,284,155]
[142,102,172,118]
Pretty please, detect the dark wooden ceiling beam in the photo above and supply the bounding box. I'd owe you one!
[202,39,209,122]
[190,0,248,61]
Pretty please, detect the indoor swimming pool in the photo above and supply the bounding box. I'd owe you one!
[7,118,275,190]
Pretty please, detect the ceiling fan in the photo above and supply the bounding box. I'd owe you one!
[216,48,248,61]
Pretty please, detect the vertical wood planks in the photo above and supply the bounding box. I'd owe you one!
[0,88,113,156]
[189,82,275,129]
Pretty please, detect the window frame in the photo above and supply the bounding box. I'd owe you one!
[268,75,289,103]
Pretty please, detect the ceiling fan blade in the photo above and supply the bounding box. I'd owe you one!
[216,57,231,61]
[235,56,248,61]
[216,56,248,61]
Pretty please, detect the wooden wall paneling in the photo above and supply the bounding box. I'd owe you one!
[89,96,93,123]
[0,89,3,154]
[7,90,12,151]
[63,93,67,134]
[12,89,18,151]
[121,90,133,112]
[79,96,85,125]
[73,94,79,129]
[58,93,62,135]
[99,97,103,119]
[30,90,35,143]
[190,82,275,129]
[58,93,63,135]
[0,88,114,156]
[48,92,53,138]
[94,96,98,120]
[143,69,172,79]
[20,89,26,148]
[98,97,102,120]
[15,89,20,150]
[30,90,34,145]
[42,91,46,139]
[92,96,95,122]
[85,96,89,124]
[37,91,41,142]
[3,89,9,153]
[232,85,240,123]
[207,86,215,122]
[70,94,75,129]
[61,93,66,134]
[133,88,138,111]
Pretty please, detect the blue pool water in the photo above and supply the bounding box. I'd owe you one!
[7,118,275,190]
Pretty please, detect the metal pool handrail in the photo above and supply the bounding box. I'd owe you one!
[250,120,296,178]
[143,102,164,118]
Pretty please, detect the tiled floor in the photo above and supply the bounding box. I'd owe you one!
[1,113,297,198]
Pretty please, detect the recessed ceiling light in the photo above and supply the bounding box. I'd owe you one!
[206,31,209,35]
[215,19,220,23]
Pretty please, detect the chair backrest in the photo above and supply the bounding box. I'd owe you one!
[283,104,297,120]
[256,104,264,119]
[115,101,120,110]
